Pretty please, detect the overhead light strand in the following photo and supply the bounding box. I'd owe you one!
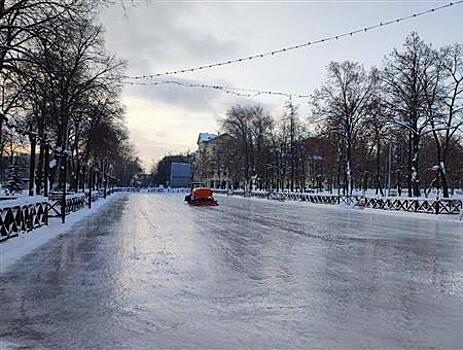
[126,1,462,79]
[124,79,310,99]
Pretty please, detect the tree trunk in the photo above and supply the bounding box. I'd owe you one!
[407,133,413,197]
[411,133,421,197]
[375,141,384,196]
[346,140,353,196]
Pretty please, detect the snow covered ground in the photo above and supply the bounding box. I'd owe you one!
[0,193,462,349]
[0,340,19,350]
[217,192,463,222]
[216,187,463,199]
[0,195,49,209]
[312,187,463,199]
[0,193,122,273]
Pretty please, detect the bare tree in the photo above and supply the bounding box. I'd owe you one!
[0,0,139,192]
[364,71,389,196]
[382,33,436,197]
[429,44,463,197]
[220,105,274,191]
[312,61,375,195]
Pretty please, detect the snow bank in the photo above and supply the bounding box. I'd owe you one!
[216,192,462,223]
[0,340,20,349]
[0,195,49,209]
[0,340,18,349]
[0,193,122,273]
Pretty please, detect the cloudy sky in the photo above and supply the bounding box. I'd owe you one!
[99,1,463,168]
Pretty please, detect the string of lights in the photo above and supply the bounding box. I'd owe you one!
[126,1,463,79]
[124,79,311,99]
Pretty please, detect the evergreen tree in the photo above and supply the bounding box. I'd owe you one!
[5,163,24,195]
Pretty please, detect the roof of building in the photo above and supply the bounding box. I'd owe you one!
[197,133,218,144]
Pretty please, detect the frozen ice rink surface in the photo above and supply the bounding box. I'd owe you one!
[0,193,462,349]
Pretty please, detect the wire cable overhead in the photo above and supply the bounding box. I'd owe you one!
[124,79,310,99]
[126,1,463,79]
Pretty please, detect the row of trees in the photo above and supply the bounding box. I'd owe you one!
[214,33,463,198]
[0,0,142,194]
[218,102,319,192]
[219,103,306,192]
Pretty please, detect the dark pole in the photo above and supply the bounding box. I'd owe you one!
[290,109,294,192]
[435,167,440,215]
[88,169,92,209]
[75,161,80,193]
[0,114,4,174]
[61,154,67,224]
[104,171,107,199]
[110,165,113,195]
[36,137,44,195]
[81,165,86,193]
[103,159,107,199]
[95,169,98,190]
[29,133,36,196]
[44,142,49,197]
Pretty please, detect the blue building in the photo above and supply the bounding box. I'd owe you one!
[170,162,192,188]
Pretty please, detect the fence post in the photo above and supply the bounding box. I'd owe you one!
[44,203,49,226]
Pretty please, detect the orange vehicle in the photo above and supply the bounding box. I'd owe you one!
[184,182,218,206]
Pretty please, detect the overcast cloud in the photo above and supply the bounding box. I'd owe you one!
[99,1,463,167]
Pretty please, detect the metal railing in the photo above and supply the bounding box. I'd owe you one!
[215,189,463,215]
[0,189,115,243]
[48,191,106,219]
[0,202,49,242]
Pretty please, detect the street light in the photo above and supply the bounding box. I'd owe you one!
[49,146,71,223]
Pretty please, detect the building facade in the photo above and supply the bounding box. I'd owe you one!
[194,133,241,189]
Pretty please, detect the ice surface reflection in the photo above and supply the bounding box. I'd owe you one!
[0,194,462,349]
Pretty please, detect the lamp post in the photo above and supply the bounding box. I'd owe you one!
[88,169,93,209]
[44,139,49,197]
[103,164,107,199]
[61,153,67,223]
[28,130,37,196]
[45,143,71,224]
[432,165,441,214]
